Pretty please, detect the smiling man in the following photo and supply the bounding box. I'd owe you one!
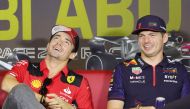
[107,15,190,109]
[1,25,93,109]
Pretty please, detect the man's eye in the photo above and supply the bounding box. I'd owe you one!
[150,34,156,37]
[64,41,70,45]
[53,37,59,40]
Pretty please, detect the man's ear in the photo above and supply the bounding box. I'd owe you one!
[46,43,50,50]
[163,33,169,44]
[69,52,77,60]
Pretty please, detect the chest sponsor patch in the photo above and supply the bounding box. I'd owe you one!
[60,87,73,102]
[124,59,138,66]
[67,76,75,83]
[163,68,177,73]
[132,67,142,75]
[64,87,71,95]
[129,76,145,84]
[164,75,178,83]
[163,68,178,83]
[31,79,42,89]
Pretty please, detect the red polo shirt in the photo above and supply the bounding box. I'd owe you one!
[8,60,93,109]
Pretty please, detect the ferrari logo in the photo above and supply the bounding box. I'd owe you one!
[67,76,75,83]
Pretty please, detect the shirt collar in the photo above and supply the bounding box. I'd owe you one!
[135,53,169,68]
[135,53,149,69]
[40,59,69,76]
[157,54,170,67]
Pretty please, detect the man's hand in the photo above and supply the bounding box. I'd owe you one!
[44,93,74,109]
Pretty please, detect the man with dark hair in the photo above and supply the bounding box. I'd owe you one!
[107,15,190,109]
[1,25,93,109]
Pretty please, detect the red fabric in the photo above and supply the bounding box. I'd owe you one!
[0,70,112,109]
[77,70,112,109]
[0,71,8,108]
[8,60,93,109]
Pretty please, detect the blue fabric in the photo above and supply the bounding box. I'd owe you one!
[132,15,166,34]
[108,53,190,109]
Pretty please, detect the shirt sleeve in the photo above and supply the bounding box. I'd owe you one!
[75,77,94,109]
[108,64,125,101]
[8,60,29,82]
[179,63,190,97]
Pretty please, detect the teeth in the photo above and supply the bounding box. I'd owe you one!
[55,48,59,51]
[144,44,151,48]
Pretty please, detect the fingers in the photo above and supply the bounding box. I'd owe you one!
[46,93,57,99]
[45,94,64,109]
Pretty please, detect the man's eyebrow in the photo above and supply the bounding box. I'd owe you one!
[148,32,157,35]
[138,34,144,36]
[65,37,72,43]
[54,34,61,37]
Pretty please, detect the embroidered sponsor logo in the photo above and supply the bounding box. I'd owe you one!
[137,58,144,66]
[148,22,157,27]
[167,59,176,63]
[130,76,145,80]
[129,76,145,84]
[109,87,112,92]
[60,87,72,100]
[164,75,178,83]
[64,87,71,95]
[9,71,17,77]
[160,26,166,30]
[164,80,178,83]
[163,68,177,73]
[67,76,75,83]
[164,75,177,79]
[123,59,137,66]
[132,67,142,75]
[31,79,42,89]
[130,80,145,83]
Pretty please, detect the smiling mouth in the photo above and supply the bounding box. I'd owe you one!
[53,47,62,52]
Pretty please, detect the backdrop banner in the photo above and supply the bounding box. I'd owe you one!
[0,0,190,70]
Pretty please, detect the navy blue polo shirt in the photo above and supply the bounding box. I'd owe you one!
[108,53,190,109]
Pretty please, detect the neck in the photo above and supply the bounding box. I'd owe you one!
[141,53,164,66]
[45,56,68,77]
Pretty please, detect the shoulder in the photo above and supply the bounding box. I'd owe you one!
[8,60,29,79]
[12,60,29,70]
[165,58,188,74]
[115,58,138,69]
[166,58,185,67]
[67,70,84,87]
[13,60,29,67]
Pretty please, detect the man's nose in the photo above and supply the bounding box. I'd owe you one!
[143,36,151,43]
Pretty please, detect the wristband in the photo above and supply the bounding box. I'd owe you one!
[40,95,46,104]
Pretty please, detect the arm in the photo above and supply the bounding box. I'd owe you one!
[1,74,20,93]
[44,78,92,109]
[180,64,190,97]
[1,74,43,102]
[130,106,155,109]
[107,100,124,109]
[1,60,29,93]
[45,94,75,109]
[74,78,93,109]
[107,64,125,108]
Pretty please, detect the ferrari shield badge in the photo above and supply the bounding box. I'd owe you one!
[67,76,75,83]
